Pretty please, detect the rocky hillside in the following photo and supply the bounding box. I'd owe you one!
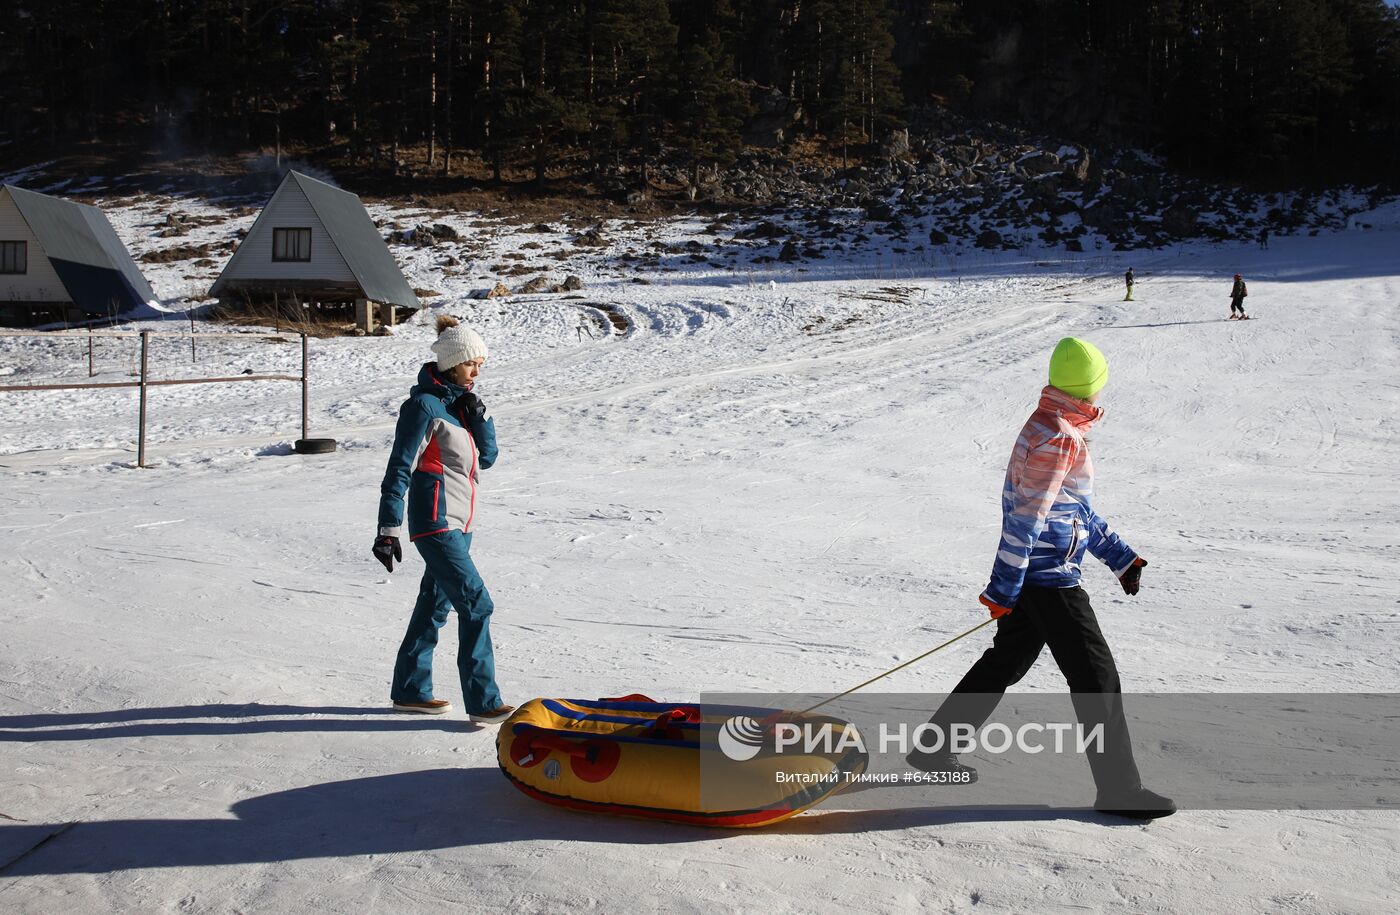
[628,112,1390,255]
[5,112,1391,281]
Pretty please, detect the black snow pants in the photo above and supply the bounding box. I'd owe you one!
[926,584,1143,795]
[1230,296,1247,315]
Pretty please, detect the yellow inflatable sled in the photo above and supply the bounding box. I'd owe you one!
[497,695,867,827]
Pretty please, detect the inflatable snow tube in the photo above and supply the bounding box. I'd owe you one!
[496,695,867,828]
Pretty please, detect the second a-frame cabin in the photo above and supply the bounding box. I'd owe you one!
[209,170,419,318]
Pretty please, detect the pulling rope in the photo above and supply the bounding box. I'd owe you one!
[799,616,996,715]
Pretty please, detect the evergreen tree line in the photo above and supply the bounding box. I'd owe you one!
[2,0,1397,185]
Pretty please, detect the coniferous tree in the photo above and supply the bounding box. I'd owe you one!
[518,0,583,183]
[786,0,903,155]
[366,0,424,173]
[585,0,679,175]
[904,0,976,107]
[317,6,372,158]
[671,0,753,191]
[1,0,1397,187]
[476,0,527,181]
[851,0,905,143]
[785,0,840,136]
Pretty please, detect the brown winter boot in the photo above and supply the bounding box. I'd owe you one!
[469,705,516,725]
[393,699,452,715]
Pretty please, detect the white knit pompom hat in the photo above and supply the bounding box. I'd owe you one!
[431,316,489,371]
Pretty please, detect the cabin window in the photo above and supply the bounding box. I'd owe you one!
[0,241,25,274]
[272,228,312,262]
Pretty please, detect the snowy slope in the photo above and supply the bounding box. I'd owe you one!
[1,195,1397,913]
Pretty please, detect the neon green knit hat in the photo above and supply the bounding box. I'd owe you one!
[1048,337,1108,399]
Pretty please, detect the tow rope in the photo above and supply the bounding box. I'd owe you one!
[800,616,996,715]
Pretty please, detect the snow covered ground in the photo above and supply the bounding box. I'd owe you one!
[1,190,1398,913]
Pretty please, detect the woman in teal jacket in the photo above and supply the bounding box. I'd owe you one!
[373,315,512,724]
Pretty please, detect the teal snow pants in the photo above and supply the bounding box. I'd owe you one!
[390,530,502,714]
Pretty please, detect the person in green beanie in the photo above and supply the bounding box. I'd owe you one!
[909,337,1174,819]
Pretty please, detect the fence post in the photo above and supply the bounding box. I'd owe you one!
[300,333,309,442]
[88,326,95,378]
[138,330,150,468]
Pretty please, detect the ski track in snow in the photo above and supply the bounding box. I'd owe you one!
[0,194,1398,912]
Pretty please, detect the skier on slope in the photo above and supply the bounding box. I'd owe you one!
[373,315,514,724]
[1123,267,1134,301]
[908,337,1175,819]
[1229,273,1249,320]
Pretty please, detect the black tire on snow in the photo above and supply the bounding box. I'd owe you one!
[294,438,338,455]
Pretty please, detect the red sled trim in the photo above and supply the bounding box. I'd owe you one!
[500,771,800,828]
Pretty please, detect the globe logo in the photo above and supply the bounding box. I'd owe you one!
[717,716,766,761]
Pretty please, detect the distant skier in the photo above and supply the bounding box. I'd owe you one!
[1229,273,1249,320]
[908,337,1175,819]
[1257,228,1269,250]
[1123,267,1135,301]
[374,315,514,724]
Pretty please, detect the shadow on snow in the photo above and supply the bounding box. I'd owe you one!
[1,766,1135,876]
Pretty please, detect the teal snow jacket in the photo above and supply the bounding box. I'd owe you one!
[378,362,498,540]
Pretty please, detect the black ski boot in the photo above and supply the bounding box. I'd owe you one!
[1094,786,1176,819]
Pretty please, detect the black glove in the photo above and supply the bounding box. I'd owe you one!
[1119,557,1147,596]
[373,535,402,572]
[460,391,486,421]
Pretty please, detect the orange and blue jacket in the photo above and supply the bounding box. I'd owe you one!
[981,386,1138,615]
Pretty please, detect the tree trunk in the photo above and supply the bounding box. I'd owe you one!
[428,28,438,167]
[443,2,454,176]
[350,13,360,152]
